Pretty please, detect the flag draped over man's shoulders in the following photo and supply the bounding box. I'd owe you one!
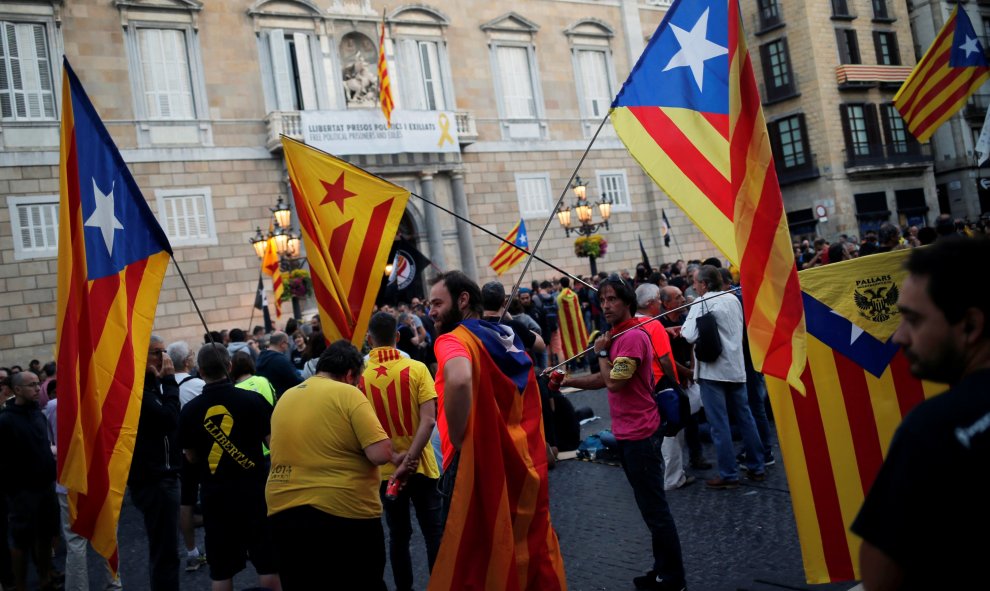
[609,0,806,391]
[429,320,566,591]
[57,58,172,573]
[556,287,589,360]
[489,219,529,276]
[282,137,408,345]
[261,236,284,319]
[894,5,989,142]
[765,250,945,583]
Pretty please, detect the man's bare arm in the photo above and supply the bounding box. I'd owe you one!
[403,399,437,473]
[443,356,472,451]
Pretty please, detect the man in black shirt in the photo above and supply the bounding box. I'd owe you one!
[481,281,545,357]
[0,371,58,591]
[179,344,280,591]
[853,237,990,590]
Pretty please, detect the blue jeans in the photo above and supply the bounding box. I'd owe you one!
[746,372,773,459]
[699,379,765,479]
[616,434,685,585]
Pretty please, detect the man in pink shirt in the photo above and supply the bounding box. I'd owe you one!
[559,276,686,591]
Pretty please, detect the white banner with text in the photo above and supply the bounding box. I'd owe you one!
[301,110,460,155]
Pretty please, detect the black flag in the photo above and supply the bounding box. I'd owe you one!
[377,238,432,307]
[254,275,266,310]
[638,236,653,274]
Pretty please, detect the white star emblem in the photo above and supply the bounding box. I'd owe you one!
[662,8,729,92]
[518,234,528,247]
[84,179,124,256]
[497,328,522,354]
[959,35,982,58]
[832,310,865,345]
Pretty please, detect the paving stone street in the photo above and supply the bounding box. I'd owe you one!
[75,386,857,590]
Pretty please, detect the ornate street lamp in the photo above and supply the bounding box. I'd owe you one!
[250,197,307,319]
[555,176,614,275]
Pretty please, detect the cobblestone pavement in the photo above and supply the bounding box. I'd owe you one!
[72,386,856,590]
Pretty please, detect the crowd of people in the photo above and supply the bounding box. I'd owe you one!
[0,223,986,591]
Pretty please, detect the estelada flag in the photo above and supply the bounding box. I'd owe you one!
[556,286,589,360]
[282,137,408,345]
[610,0,806,392]
[489,219,529,276]
[57,58,172,573]
[894,5,990,142]
[429,320,566,590]
[261,237,284,318]
[765,250,944,583]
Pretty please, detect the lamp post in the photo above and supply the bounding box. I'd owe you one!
[555,176,613,276]
[250,196,305,320]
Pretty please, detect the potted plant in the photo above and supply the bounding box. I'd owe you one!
[281,269,313,301]
[573,235,608,258]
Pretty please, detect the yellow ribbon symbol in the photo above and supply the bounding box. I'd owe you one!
[437,113,454,147]
[205,405,234,475]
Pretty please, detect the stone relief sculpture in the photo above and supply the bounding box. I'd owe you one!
[340,32,379,107]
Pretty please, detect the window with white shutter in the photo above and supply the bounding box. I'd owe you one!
[595,170,630,211]
[577,49,613,119]
[155,188,217,247]
[514,173,553,218]
[138,28,195,120]
[8,195,58,260]
[0,21,56,121]
[496,46,536,119]
[261,29,321,111]
[396,38,448,111]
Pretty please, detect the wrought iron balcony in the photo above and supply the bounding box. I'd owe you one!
[844,142,932,172]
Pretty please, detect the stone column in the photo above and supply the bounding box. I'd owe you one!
[420,171,446,270]
[450,170,477,280]
[620,0,645,68]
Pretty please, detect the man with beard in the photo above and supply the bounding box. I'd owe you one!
[853,237,990,590]
[426,271,565,590]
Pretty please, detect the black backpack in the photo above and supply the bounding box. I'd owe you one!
[693,298,723,362]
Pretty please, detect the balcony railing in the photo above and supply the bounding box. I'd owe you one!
[965,93,990,122]
[835,64,913,86]
[755,1,783,33]
[776,153,820,186]
[264,109,478,152]
[844,142,931,169]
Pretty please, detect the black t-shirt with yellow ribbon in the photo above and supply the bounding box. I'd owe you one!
[179,380,272,495]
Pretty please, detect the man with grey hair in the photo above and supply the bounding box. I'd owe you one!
[681,266,765,489]
[634,283,693,491]
[256,331,301,398]
[128,334,181,591]
[168,341,205,407]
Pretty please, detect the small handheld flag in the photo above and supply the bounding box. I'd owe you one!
[488,219,529,276]
[894,5,990,142]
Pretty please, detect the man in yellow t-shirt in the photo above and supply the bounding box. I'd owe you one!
[266,340,409,590]
[360,312,441,591]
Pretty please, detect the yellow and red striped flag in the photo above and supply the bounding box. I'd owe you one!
[556,286,588,360]
[488,219,529,276]
[894,5,990,142]
[609,0,806,392]
[378,12,394,128]
[56,58,172,573]
[766,250,944,583]
[282,137,408,346]
[430,321,566,590]
[261,237,283,319]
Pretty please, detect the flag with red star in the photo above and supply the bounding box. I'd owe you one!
[282,137,409,345]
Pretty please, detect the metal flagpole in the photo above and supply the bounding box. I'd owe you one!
[540,286,742,375]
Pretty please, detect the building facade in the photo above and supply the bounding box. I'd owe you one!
[1,0,723,365]
[742,0,942,241]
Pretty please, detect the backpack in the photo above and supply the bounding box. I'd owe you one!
[653,374,691,437]
[693,298,723,362]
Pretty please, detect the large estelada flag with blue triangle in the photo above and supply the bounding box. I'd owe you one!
[57,57,172,574]
[609,0,806,394]
[766,250,945,583]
